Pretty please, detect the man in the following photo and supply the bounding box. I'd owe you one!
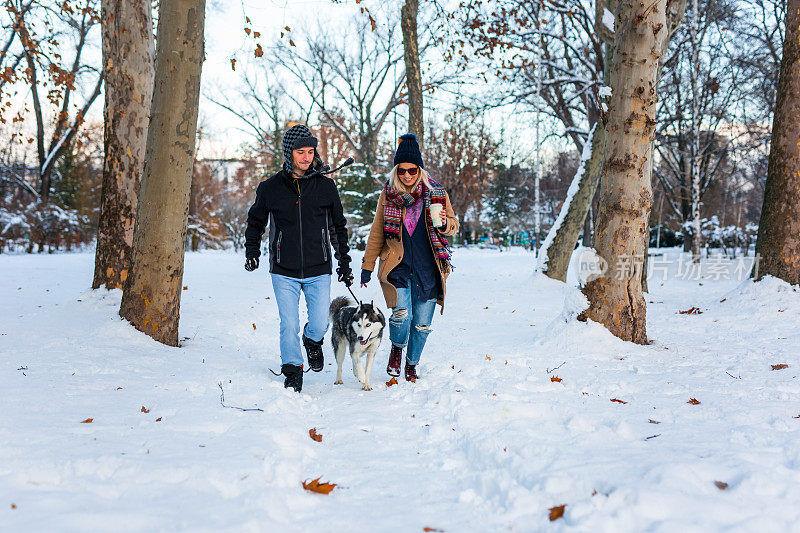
[244,124,354,392]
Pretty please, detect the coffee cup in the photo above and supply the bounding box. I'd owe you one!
[430,203,444,228]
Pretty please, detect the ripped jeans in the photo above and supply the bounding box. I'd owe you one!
[389,282,437,365]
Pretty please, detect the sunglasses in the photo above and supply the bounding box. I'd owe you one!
[397,167,418,176]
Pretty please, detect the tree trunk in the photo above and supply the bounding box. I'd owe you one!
[541,124,605,281]
[119,0,205,347]
[93,0,155,290]
[578,0,667,344]
[400,0,423,150]
[753,0,800,285]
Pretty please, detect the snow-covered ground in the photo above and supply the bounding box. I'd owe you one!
[2,247,799,532]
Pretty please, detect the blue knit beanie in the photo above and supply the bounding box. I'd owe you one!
[393,133,424,169]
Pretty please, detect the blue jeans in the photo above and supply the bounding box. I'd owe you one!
[270,273,331,366]
[389,282,437,365]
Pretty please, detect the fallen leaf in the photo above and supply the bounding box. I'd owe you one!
[678,306,703,315]
[230,58,236,71]
[719,298,726,303]
[386,377,398,387]
[687,398,700,405]
[302,477,336,494]
[309,428,322,442]
[485,355,491,360]
[551,375,562,382]
[155,417,162,422]
[183,285,188,290]
[116,387,123,390]
[649,419,660,424]
[548,504,566,521]
[80,418,93,423]
[423,528,444,532]
[11,503,16,509]
[610,398,627,404]
[771,364,789,371]
[254,43,264,57]
[141,406,150,413]
[252,323,257,330]
[714,481,728,490]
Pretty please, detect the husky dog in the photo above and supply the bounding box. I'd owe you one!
[329,296,385,390]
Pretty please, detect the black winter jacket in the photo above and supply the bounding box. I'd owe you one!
[245,169,351,279]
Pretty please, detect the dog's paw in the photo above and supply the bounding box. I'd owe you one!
[361,384,373,391]
[334,379,343,385]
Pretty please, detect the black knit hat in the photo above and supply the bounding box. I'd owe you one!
[282,124,320,174]
[393,133,424,169]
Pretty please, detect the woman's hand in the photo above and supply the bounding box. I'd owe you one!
[439,209,447,227]
[360,269,372,288]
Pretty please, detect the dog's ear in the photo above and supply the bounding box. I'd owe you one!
[370,299,373,308]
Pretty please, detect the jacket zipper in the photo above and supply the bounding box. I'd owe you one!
[297,180,304,278]
[322,228,328,261]
[277,231,282,264]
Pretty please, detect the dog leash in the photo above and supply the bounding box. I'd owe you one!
[346,284,363,307]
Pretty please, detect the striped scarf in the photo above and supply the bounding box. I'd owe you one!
[383,179,451,270]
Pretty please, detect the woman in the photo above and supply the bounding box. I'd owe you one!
[360,133,459,381]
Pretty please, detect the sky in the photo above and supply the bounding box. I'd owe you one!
[3,0,565,167]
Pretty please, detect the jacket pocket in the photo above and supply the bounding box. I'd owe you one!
[276,231,282,264]
[322,228,328,261]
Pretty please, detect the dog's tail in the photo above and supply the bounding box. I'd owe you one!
[329,295,353,319]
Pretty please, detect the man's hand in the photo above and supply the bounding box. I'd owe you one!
[360,269,372,288]
[337,265,354,287]
[245,257,259,272]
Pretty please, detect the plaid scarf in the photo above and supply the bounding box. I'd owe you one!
[383,179,451,270]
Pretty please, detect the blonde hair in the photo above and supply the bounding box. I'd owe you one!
[389,164,432,193]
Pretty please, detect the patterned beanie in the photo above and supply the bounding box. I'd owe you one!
[282,124,319,174]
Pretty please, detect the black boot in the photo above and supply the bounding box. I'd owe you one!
[302,328,324,372]
[387,345,402,376]
[282,363,303,392]
[404,361,419,382]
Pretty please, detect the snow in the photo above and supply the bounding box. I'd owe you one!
[599,85,612,98]
[2,247,800,531]
[603,8,615,33]
[538,123,597,271]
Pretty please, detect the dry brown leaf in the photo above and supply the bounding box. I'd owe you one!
[230,58,236,71]
[309,428,322,442]
[116,387,123,390]
[771,364,789,371]
[183,285,188,290]
[155,417,162,422]
[141,406,150,413]
[80,418,93,423]
[254,44,264,57]
[386,377,398,387]
[548,504,565,521]
[11,503,16,509]
[302,477,336,494]
[551,375,562,382]
[423,528,444,532]
[687,398,701,405]
[678,306,703,315]
[714,481,728,490]
[610,398,627,404]
[252,323,257,330]
[485,355,491,360]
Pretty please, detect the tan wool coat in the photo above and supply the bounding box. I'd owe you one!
[361,190,459,313]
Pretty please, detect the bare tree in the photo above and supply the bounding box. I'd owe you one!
[273,17,406,178]
[753,0,800,285]
[401,0,423,150]
[119,0,205,346]
[92,0,154,290]
[578,0,668,344]
[14,0,104,204]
